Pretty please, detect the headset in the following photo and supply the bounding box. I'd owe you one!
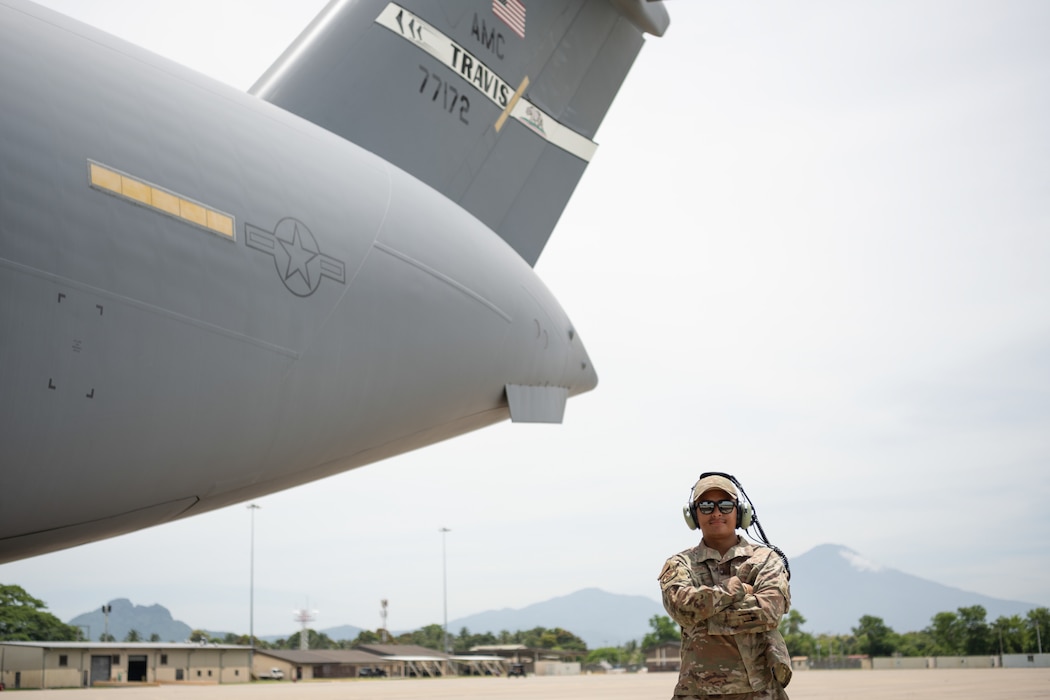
[683,471,753,530]
[682,471,791,580]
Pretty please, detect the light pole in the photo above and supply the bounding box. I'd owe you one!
[440,527,451,655]
[248,503,261,678]
[101,604,111,641]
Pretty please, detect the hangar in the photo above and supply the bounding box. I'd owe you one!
[0,641,512,688]
[0,641,248,689]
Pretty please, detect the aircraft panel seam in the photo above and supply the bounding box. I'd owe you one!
[372,241,511,322]
[0,256,300,359]
[281,164,394,371]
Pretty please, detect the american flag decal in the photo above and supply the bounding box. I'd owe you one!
[492,0,526,39]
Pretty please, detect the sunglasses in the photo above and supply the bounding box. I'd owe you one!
[696,499,737,515]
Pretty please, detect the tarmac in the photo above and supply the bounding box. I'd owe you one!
[17,668,1050,699]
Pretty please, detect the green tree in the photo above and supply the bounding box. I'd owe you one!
[149,633,161,643]
[926,611,962,655]
[852,615,897,658]
[622,640,642,666]
[124,629,142,642]
[957,606,992,655]
[353,629,381,645]
[189,629,212,643]
[285,629,336,650]
[0,584,81,641]
[585,647,622,665]
[896,630,937,657]
[494,626,586,653]
[1026,607,1050,653]
[453,627,497,653]
[394,623,446,650]
[814,633,859,666]
[991,615,1025,654]
[779,610,816,657]
[516,626,543,648]
[641,615,679,650]
[537,627,586,651]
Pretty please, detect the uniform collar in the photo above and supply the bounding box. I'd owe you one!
[696,535,753,562]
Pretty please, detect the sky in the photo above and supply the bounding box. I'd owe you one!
[3,0,1049,639]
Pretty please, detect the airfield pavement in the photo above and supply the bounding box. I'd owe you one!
[19,668,1050,700]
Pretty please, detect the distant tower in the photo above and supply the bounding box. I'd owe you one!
[101,604,112,641]
[380,599,388,643]
[293,608,317,650]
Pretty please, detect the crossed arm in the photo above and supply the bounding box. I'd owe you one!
[660,551,789,635]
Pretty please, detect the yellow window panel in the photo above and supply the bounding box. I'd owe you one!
[151,188,180,216]
[207,210,234,238]
[88,160,235,241]
[179,199,208,227]
[121,176,152,205]
[89,163,121,193]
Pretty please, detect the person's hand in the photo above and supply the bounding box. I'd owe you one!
[723,576,753,600]
[736,558,759,584]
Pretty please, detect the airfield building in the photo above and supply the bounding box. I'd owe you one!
[0,641,248,689]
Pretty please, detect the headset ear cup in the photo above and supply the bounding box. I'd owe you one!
[683,504,698,530]
[738,501,753,529]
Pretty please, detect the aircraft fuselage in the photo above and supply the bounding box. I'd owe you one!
[0,1,597,562]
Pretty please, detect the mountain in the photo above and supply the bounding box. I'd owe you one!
[62,545,1044,645]
[790,544,1042,635]
[64,592,657,649]
[315,624,364,642]
[69,598,192,642]
[445,588,664,649]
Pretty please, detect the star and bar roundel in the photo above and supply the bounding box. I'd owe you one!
[246,218,346,297]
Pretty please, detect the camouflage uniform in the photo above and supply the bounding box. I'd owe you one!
[659,536,791,699]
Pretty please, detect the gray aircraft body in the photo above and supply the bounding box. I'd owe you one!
[0,0,668,563]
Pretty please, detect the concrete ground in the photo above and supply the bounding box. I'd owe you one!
[20,669,1050,699]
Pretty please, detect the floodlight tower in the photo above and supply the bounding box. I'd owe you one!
[101,604,112,641]
[293,608,317,650]
[380,599,389,643]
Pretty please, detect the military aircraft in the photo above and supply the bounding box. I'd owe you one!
[0,0,668,563]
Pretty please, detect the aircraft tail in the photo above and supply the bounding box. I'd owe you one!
[251,0,668,266]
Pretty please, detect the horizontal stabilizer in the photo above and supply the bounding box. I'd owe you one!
[506,384,569,423]
[253,0,668,265]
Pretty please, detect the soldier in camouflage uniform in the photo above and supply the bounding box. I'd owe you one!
[659,474,791,699]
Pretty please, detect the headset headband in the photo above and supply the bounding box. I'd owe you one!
[686,471,791,580]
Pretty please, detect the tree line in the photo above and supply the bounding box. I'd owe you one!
[640,606,1050,660]
[5,583,1046,662]
[2,584,607,658]
[776,606,1050,658]
[186,623,589,655]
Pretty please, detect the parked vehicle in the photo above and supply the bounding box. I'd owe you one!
[359,667,387,678]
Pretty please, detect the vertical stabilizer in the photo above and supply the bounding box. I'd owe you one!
[252,0,668,265]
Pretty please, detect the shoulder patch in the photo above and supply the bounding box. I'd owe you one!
[659,559,677,585]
